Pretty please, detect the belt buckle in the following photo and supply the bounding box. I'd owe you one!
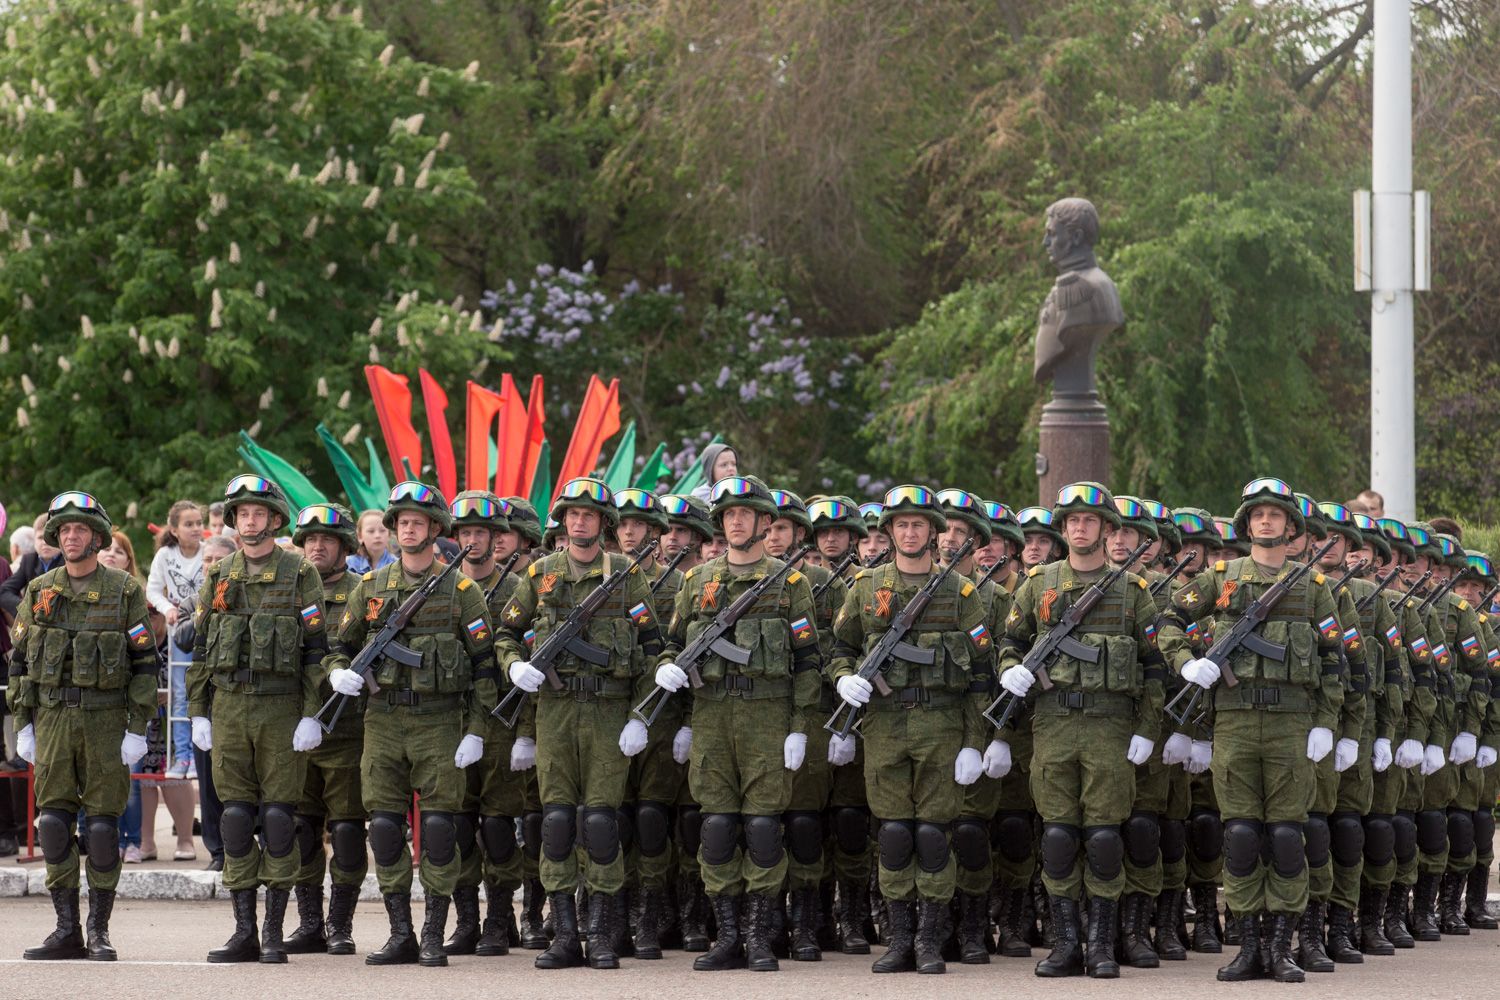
[63,687,82,708]
[1058,691,1085,710]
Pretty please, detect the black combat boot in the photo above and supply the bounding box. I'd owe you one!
[25,887,87,961]
[995,885,1032,957]
[836,877,871,954]
[284,884,327,954]
[1297,899,1334,972]
[584,890,619,969]
[534,891,584,968]
[1267,912,1305,983]
[694,894,743,971]
[872,899,915,973]
[1118,892,1157,968]
[519,878,549,948]
[1084,895,1120,979]
[956,890,991,964]
[914,899,947,974]
[1155,889,1188,960]
[419,895,450,967]
[1466,865,1498,929]
[85,888,117,962]
[1384,882,1415,948]
[207,888,261,963]
[610,889,634,958]
[1440,870,1471,935]
[744,892,779,971]
[1221,905,1240,945]
[365,893,419,965]
[633,886,663,959]
[1215,912,1262,981]
[1326,902,1363,963]
[443,884,480,955]
[789,886,820,961]
[1411,872,1442,941]
[326,883,359,955]
[680,876,711,952]
[259,887,290,964]
[1358,885,1394,955]
[1033,896,1083,977]
[475,884,512,956]
[816,880,839,952]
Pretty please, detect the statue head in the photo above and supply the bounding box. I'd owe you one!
[1043,198,1100,270]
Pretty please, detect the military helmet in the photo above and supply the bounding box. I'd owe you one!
[382,480,452,533]
[769,488,813,533]
[807,495,868,540]
[292,501,358,550]
[448,490,512,536]
[1111,495,1159,541]
[858,502,886,535]
[1352,512,1391,562]
[43,491,112,547]
[878,485,947,533]
[1406,521,1442,561]
[1295,493,1326,540]
[1017,506,1067,550]
[1316,501,1363,548]
[1435,533,1466,570]
[660,493,715,541]
[1214,516,1252,557]
[552,477,620,528]
[543,516,564,547]
[1462,550,1495,586]
[1231,477,1305,540]
[1140,499,1178,554]
[936,488,992,546]
[980,500,1025,548]
[708,475,779,525]
[1052,482,1121,530]
[1377,517,1415,560]
[1172,507,1216,543]
[614,487,670,532]
[502,497,545,545]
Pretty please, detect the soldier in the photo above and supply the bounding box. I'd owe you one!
[323,480,499,968]
[659,493,714,571]
[494,477,662,970]
[8,492,158,961]
[1158,477,1346,983]
[1447,549,1498,933]
[977,501,1024,590]
[995,483,1163,979]
[808,495,865,572]
[1016,506,1067,570]
[1456,550,1500,929]
[284,502,366,956]
[827,485,994,975]
[186,476,331,963]
[857,502,893,566]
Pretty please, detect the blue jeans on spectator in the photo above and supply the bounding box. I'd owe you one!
[119,777,143,851]
[194,745,222,863]
[168,640,192,768]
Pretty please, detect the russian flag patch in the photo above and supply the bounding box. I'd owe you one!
[629,602,652,626]
[524,628,536,648]
[1488,648,1499,666]
[1410,636,1429,656]
[1145,622,1158,645]
[1342,626,1361,650]
[1385,625,1401,646]
[1318,616,1340,640]
[1461,635,1480,657]
[791,615,813,641]
[968,622,990,648]
[128,623,151,647]
[300,604,322,629]
[1434,643,1450,666]
[466,618,489,642]
[1184,621,1200,638]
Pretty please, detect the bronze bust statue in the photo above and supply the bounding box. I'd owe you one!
[1034,197,1124,395]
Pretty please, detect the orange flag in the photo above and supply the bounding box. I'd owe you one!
[520,375,547,496]
[495,373,530,496]
[418,370,457,499]
[465,381,504,491]
[554,376,621,494]
[365,365,423,483]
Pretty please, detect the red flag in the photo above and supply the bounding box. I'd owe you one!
[418,370,457,499]
[495,373,530,496]
[520,375,546,495]
[364,365,423,483]
[555,376,622,494]
[464,381,504,491]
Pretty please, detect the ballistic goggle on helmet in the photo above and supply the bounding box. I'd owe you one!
[936,488,992,545]
[42,490,113,547]
[382,480,452,533]
[1231,477,1305,539]
[293,501,358,549]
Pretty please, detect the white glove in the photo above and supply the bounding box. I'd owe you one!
[1478,746,1498,769]
[1306,726,1334,762]
[999,665,1034,698]
[954,747,983,786]
[328,667,364,696]
[1421,743,1445,776]
[191,716,213,752]
[16,724,35,764]
[454,733,485,768]
[1395,738,1424,769]
[654,661,688,692]
[619,718,648,757]
[1126,735,1155,766]
[120,730,148,767]
[1187,739,1213,774]
[292,717,324,753]
[1334,737,1360,773]
[828,734,856,766]
[1372,737,1393,773]
[784,732,807,771]
[509,660,546,693]
[510,736,536,771]
[836,674,873,707]
[1450,731,1478,765]
[673,726,693,765]
[1161,732,1192,766]
[983,739,1012,779]
[1181,657,1221,689]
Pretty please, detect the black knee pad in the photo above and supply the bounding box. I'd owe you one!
[86,815,120,874]
[995,811,1035,863]
[1303,812,1330,868]
[915,821,950,874]
[1330,812,1364,868]
[454,812,478,860]
[421,810,458,867]
[1474,808,1495,852]
[1084,825,1125,881]
[1189,808,1223,863]
[329,819,366,872]
[615,803,636,855]
[37,809,75,865]
[481,814,517,865]
[832,806,869,856]
[221,801,258,859]
[1223,819,1263,878]
[1393,812,1418,863]
[1123,811,1160,868]
[1160,817,1186,864]
[582,806,620,865]
[878,819,916,872]
[1268,821,1305,878]
[744,814,784,869]
[677,806,704,857]
[784,811,823,866]
[369,811,406,867]
[293,813,322,866]
[701,813,740,867]
[1040,823,1081,880]
[1447,808,1475,859]
[261,801,296,859]
[1363,814,1395,866]
[541,805,577,863]
[632,800,669,858]
[952,817,991,873]
[1417,809,1447,855]
[522,811,542,860]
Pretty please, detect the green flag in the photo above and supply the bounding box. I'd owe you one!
[671,433,723,494]
[633,443,674,491]
[316,423,390,512]
[602,420,637,492]
[237,431,328,510]
[528,438,553,515]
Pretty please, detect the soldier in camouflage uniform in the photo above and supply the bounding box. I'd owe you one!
[9,492,158,962]
[284,502,366,956]
[857,501,893,565]
[1447,548,1499,933]
[1454,550,1500,930]
[323,481,499,968]
[187,477,331,964]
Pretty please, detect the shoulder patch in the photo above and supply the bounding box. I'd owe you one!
[1137,577,1148,589]
[1313,572,1325,585]
[684,565,699,580]
[528,562,540,578]
[960,581,975,597]
[1459,599,1471,611]
[1214,560,1227,572]
[457,577,473,591]
[1027,565,1043,578]
[362,571,374,581]
[788,570,803,585]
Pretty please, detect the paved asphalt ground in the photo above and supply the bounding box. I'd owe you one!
[2,895,1497,1000]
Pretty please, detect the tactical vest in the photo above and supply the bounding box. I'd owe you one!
[854,564,972,696]
[204,550,306,692]
[23,568,132,692]
[1028,562,1140,700]
[683,560,794,693]
[1210,558,1320,713]
[365,566,472,695]
[530,552,636,680]
[323,576,365,721]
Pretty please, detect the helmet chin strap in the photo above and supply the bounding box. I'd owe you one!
[572,534,601,549]
[1252,533,1288,549]
[1073,538,1104,557]
[729,530,767,553]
